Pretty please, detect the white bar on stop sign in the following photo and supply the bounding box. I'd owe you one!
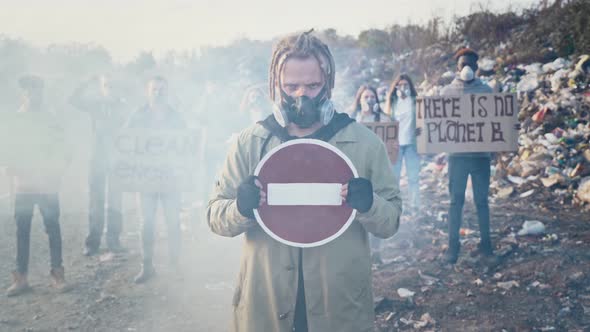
[267,183,343,206]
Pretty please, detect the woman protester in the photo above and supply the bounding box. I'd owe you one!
[240,85,271,124]
[385,74,421,213]
[348,84,390,264]
[348,84,390,123]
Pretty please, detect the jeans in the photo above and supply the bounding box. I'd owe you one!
[85,164,122,250]
[139,192,182,265]
[393,144,421,209]
[447,156,492,254]
[14,193,62,273]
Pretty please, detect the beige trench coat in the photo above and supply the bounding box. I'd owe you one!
[207,120,402,332]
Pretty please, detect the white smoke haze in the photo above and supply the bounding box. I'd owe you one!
[0,1,551,331]
[0,0,536,62]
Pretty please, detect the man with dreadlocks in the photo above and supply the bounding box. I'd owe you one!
[208,30,402,332]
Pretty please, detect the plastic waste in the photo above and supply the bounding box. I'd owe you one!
[550,69,569,92]
[517,74,539,92]
[517,220,546,236]
[542,58,568,73]
[478,57,496,71]
[523,63,543,75]
[397,288,415,298]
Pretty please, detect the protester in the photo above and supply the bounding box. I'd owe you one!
[240,85,271,124]
[207,30,402,332]
[6,75,68,296]
[348,84,390,123]
[70,75,127,256]
[348,84,391,265]
[385,74,421,212]
[439,48,497,265]
[126,76,186,284]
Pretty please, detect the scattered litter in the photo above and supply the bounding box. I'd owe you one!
[397,288,416,298]
[519,189,535,199]
[517,220,546,236]
[497,281,520,290]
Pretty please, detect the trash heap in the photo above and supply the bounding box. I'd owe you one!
[489,55,590,208]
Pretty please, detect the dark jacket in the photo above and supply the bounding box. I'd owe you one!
[70,94,128,166]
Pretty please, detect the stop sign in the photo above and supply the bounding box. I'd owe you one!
[253,139,358,247]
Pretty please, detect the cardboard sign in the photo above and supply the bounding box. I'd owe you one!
[0,112,71,182]
[416,93,519,154]
[109,129,202,192]
[254,139,358,248]
[364,122,399,163]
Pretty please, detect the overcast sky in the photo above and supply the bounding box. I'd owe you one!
[0,0,538,61]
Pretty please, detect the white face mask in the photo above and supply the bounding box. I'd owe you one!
[460,66,475,81]
[361,99,375,112]
[396,88,409,98]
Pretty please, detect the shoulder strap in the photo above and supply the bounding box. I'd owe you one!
[313,113,355,142]
[258,113,355,158]
[259,115,291,142]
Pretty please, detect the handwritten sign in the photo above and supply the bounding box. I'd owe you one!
[109,129,202,192]
[416,93,519,154]
[364,122,399,163]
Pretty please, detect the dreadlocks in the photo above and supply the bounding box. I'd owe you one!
[269,29,336,102]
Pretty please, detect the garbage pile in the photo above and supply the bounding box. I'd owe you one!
[490,55,590,208]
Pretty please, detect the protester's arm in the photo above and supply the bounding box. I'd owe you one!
[207,132,257,237]
[355,142,403,238]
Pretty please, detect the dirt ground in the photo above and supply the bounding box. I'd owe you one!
[0,160,242,332]
[1,170,589,332]
[373,177,590,332]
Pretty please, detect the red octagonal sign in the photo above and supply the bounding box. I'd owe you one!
[254,139,358,247]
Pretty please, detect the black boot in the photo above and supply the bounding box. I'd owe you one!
[478,241,501,266]
[444,242,460,265]
[443,250,459,265]
[478,240,494,256]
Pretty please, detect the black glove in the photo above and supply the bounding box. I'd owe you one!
[346,177,374,213]
[236,175,260,219]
